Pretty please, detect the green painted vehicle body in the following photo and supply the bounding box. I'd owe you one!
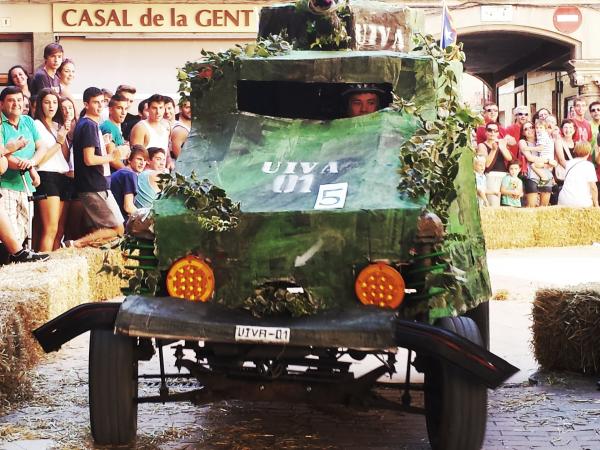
[152,51,491,318]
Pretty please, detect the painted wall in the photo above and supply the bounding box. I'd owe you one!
[60,37,252,110]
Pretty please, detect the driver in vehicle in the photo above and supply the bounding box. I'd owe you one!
[342,83,387,117]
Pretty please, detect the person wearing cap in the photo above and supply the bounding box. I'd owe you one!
[342,84,386,118]
[505,105,530,174]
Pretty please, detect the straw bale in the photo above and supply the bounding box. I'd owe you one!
[0,255,89,318]
[480,206,600,249]
[0,248,127,410]
[52,248,127,301]
[532,284,600,374]
[0,290,46,408]
[480,207,537,249]
[534,207,600,247]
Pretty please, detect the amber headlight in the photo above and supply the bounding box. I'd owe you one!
[166,255,215,302]
[355,263,405,308]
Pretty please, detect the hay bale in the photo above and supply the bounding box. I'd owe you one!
[480,206,600,249]
[0,290,46,408]
[532,284,600,374]
[534,207,600,247]
[0,255,89,318]
[480,207,537,249]
[0,247,127,410]
[52,248,126,301]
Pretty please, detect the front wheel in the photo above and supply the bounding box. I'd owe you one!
[89,329,138,446]
[424,316,487,450]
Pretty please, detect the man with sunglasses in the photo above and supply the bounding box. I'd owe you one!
[475,101,515,149]
[476,123,512,206]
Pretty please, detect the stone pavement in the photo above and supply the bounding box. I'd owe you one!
[485,378,600,450]
[1,246,600,449]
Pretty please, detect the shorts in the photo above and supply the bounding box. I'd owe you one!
[0,188,29,245]
[485,171,506,207]
[64,175,78,200]
[36,171,72,200]
[523,177,553,194]
[78,190,124,229]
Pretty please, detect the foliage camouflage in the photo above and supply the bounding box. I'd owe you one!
[99,237,161,296]
[259,0,423,52]
[152,110,425,313]
[176,34,292,107]
[295,0,352,50]
[241,282,324,318]
[146,0,490,319]
[157,172,240,232]
[396,34,489,318]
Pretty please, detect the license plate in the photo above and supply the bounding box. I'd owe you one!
[235,325,290,344]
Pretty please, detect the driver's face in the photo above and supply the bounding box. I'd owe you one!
[347,93,379,117]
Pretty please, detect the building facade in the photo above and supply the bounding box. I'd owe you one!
[0,1,263,106]
[407,0,600,122]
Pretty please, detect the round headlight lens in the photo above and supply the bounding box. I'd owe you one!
[355,263,405,308]
[166,255,215,302]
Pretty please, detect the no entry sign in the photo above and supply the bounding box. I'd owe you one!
[553,6,582,33]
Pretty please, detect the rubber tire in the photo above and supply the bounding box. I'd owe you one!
[424,316,488,450]
[89,329,138,446]
[464,301,490,350]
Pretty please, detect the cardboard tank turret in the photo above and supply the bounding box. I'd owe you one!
[33,2,518,449]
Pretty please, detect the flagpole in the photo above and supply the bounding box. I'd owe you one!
[440,0,447,47]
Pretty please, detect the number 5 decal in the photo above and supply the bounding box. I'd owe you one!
[314,183,348,210]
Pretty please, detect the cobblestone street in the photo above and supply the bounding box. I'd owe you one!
[1,247,600,450]
[0,333,599,450]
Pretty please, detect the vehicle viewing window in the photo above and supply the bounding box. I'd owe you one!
[236,81,393,120]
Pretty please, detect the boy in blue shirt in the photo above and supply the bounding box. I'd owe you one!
[110,145,148,224]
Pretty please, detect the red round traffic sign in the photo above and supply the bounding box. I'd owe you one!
[553,6,582,34]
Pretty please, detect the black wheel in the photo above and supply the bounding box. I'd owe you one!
[464,301,490,350]
[424,316,487,450]
[89,329,138,446]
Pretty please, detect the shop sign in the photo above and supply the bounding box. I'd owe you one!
[52,4,258,33]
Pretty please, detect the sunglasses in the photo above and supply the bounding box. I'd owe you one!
[591,108,600,113]
[486,128,499,132]
[515,112,528,116]
[485,108,498,113]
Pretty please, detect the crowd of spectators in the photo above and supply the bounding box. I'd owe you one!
[474,98,599,209]
[3,41,600,264]
[1,43,192,263]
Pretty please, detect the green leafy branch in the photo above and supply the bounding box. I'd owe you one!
[240,283,323,318]
[177,34,291,106]
[157,171,240,232]
[397,34,482,225]
[296,0,352,49]
[99,236,161,296]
